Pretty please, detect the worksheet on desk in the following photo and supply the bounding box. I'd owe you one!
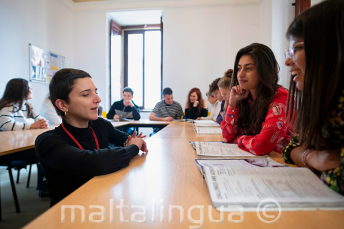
[195,142,267,158]
[205,166,344,209]
[195,127,222,134]
[193,120,220,127]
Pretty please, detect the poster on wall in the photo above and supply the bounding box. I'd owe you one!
[29,44,65,85]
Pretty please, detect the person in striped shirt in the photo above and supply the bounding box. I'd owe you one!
[149,87,184,121]
[0,78,48,131]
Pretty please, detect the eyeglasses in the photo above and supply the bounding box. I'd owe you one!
[284,42,304,61]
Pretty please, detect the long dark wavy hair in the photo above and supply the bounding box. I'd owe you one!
[231,43,280,135]
[187,88,204,114]
[286,0,344,150]
[0,78,30,112]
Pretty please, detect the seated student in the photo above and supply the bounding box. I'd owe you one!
[149,87,184,121]
[199,78,224,123]
[282,0,344,195]
[107,87,140,120]
[0,78,48,130]
[35,68,148,206]
[217,69,233,124]
[220,43,294,156]
[197,91,220,121]
[40,94,62,125]
[185,88,208,119]
[0,78,49,196]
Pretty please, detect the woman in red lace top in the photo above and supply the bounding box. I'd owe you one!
[220,43,294,156]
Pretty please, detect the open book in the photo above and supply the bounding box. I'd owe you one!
[195,127,222,134]
[193,120,220,127]
[194,141,268,159]
[202,163,344,210]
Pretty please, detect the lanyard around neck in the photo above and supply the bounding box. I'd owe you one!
[61,123,99,150]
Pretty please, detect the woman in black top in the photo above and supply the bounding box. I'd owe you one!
[35,68,148,206]
[185,88,208,119]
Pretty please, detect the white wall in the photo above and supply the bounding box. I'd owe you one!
[0,0,74,111]
[272,0,295,89]
[163,0,274,109]
[73,10,109,110]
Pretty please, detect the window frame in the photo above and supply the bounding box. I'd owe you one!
[123,29,162,109]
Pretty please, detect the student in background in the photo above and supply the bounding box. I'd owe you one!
[220,43,293,156]
[185,88,208,119]
[217,69,233,124]
[202,78,224,123]
[149,87,183,121]
[197,91,220,122]
[206,91,217,105]
[35,68,148,206]
[282,0,344,195]
[0,78,49,197]
[0,78,48,130]
[40,94,62,125]
[107,87,140,120]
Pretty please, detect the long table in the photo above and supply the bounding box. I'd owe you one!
[23,122,344,228]
[0,119,168,220]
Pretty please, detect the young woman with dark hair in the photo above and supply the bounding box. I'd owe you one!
[185,87,208,119]
[220,43,294,156]
[35,68,148,206]
[282,0,344,195]
[0,78,48,130]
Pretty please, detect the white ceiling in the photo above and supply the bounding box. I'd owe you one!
[108,10,163,26]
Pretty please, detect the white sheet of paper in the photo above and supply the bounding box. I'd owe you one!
[195,127,222,134]
[205,166,344,209]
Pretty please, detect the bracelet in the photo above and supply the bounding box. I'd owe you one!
[124,137,130,147]
[302,149,314,169]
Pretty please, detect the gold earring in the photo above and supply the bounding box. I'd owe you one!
[65,111,67,117]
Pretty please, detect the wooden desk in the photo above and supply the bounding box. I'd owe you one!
[24,122,344,228]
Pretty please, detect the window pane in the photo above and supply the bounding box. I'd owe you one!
[144,31,161,109]
[128,34,143,107]
[111,35,122,104]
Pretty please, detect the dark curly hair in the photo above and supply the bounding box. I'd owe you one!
[208,78,221,93]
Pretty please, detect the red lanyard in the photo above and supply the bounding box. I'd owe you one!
[61,123,99,150]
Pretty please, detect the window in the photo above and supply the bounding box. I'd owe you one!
[124,29,162,109]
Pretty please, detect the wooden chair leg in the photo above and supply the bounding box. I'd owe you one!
[7,163,20,213]
[26,164,32,188]
[16,168,20,184]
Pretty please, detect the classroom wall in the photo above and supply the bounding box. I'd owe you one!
[272,0,295,89]
[0,0,74,111]
[73,10,109,110]
[162,0,274,109]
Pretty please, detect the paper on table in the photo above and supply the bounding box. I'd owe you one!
[195,158,286,177]
[195,142,268,159]
[205,166,344,209]
[195,127,222,134]
[193,120,220,127]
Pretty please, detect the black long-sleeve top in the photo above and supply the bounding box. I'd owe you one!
[185,106,208,119]
[107,99,140,120]
[35,118,139,206]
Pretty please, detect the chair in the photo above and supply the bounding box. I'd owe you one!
[1,160,37,214]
